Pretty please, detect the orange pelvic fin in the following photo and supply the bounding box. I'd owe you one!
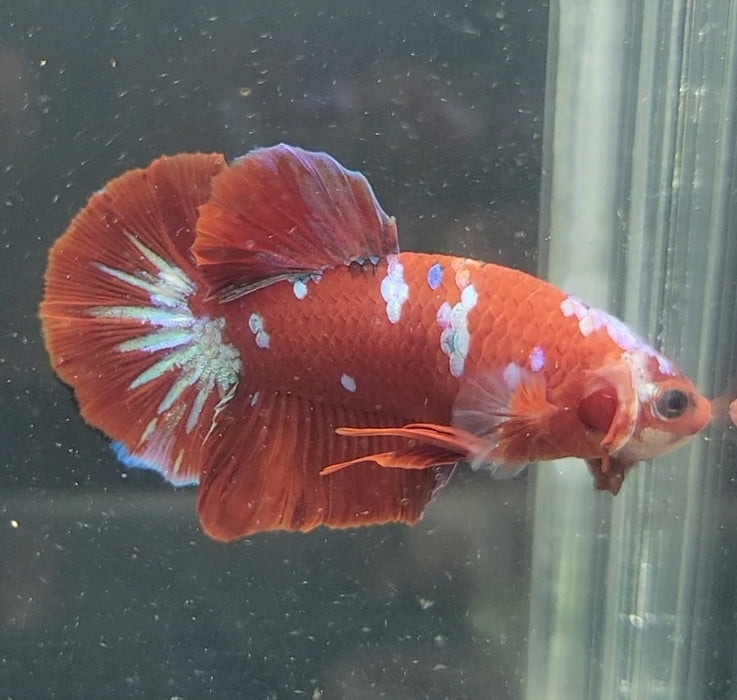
[319,423,476,475]
[193,144,400,300]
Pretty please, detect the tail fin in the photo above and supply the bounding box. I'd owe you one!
[40,153,239,485]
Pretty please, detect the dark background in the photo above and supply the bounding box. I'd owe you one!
[0,1,547,698]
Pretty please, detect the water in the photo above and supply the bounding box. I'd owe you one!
[1,2,544,698]
[2,1,736,699]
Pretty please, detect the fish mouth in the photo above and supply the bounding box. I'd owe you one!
[586,395,712,496]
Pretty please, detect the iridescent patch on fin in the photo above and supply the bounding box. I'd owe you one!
[90,236,241,432]
[193,144,400,300]
[111,441,199,486]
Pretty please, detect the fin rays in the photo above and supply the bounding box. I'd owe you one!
[40,152,235,485]
[193,144,399,299]
[197,389,453,540]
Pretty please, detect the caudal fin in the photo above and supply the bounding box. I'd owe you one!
[40,153,240,485]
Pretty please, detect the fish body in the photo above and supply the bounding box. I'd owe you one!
[40,145,711,541]
[216,254,654,464]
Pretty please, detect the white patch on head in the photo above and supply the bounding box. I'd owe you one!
[560,295,676,375]
[90,235,241,452]
[639,427,675,447]
[340,373,357,392]
[248,312,271,348]
[380,254,410,324]
[436,283,478,378]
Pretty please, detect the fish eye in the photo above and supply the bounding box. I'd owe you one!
[654,388,691,420]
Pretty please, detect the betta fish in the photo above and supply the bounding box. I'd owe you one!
[40,144,712,541]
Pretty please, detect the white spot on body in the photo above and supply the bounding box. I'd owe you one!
[529,346,546,372]
[560,295,676,375]
[453,260,472,291]
[380,255,410,324]
[250,391,260,407]
[248,312,271,348]
[292,279,308,299]
[340,373,357,392]
[436,283,478,377]
[460,284,478,309]
[427,262,444,290]
[248,312,263,332]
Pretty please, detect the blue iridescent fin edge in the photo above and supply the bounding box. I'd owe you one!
[110,441,199,487]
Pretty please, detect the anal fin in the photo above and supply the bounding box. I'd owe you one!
[197,392,453,541]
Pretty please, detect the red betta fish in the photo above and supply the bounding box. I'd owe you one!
[40,144,712,541]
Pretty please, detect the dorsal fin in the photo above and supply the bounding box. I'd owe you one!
[193,144,399,300]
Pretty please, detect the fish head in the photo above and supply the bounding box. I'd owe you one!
[623,351,711,459]
[579,349,711,494]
